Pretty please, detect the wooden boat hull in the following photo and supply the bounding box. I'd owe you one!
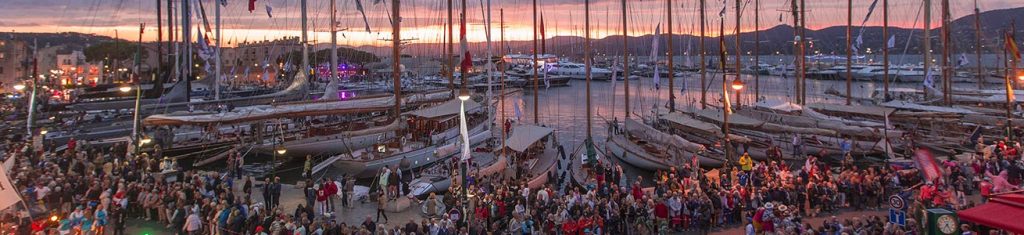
[606,135,724,170]
[332,122,489,178]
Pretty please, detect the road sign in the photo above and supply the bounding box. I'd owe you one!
[889,194,906,210]
[889,208,907,226]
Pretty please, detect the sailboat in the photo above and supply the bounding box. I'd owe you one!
[604,0,723,170]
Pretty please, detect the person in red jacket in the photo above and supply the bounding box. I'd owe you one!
[322,180,338,213]
[316,187,329,216]
[654,199,669,232]
[979,177,994,203]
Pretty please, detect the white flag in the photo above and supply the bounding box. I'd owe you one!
[923,70,935,88]
[650,23,661,61]
[887,35,896,49]
[856,34,864,47]
[265,2,273,18]
[611,63,618,90]
[653,66,661,90]
[459,99,471,161]
[958,53,969,67]
[0,166,23,211]
[513,97,523,121]
[543,66,551,89]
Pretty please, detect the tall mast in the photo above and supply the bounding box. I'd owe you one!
[883,0,890,100]
[392,0,402,118]
[719,0,731,160]
[845,0,852,105]
[667,0,675,112]
[326,0,339,101]
[734,0,741,106]
[699,0,706,109]
[791,0,799,104]
[941,0,951,105]
[182,0,191,100]
[500,8,507,163]
[485,0,493,117]
[167,0,174,87]
[622,0,631,118]
[448,0,455,94]
[799,0,806,104]
[532,0,539,124]
[585,0,592,138]
[214,0,221,100]
[974,0,983,90]
[299,0,309,99]
[754,0,760,102]
[156,0,162,97]
[460,0,467,90]
[923,0,932,100]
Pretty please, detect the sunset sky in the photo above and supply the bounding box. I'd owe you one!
[2,0,1022,47]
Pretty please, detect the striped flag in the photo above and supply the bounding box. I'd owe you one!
[912,149,944,183]
[1007,32,1021,62]
[459,12,473,73]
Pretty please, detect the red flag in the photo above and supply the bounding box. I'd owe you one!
[1008,32,1021,61]
[248,0,257,12]
[459,13,472,72]
[912,149,944,183]
[540,12,546,39]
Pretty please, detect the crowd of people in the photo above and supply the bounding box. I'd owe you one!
[1,123,1024,235]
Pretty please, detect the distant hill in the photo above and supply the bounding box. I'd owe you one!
[359,6,1024,58]
[0,32,119,49]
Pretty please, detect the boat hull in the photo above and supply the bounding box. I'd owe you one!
[332,122,490,178]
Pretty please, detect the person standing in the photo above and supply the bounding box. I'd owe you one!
[270,177,282,210]
[262,178,273,209]
[323,179,338,213]
[183,210,202,235]
[344,175,355,208]
[376,192,389,224]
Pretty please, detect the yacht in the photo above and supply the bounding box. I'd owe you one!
[548,62,614,80]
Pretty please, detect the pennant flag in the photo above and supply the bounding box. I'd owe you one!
[912,149,944,183]
[862,0,880,25]
[0,165,22,211]
[220,0,227,6]
[778,13,783,22]
[887,35,896,49]
[249,0,257,12]
[540,11,546,47]
[265,2,273,18]
[719,1,727,18]
[855,34,863,48]
[610,63,618,90]
[243,66,251,80]
[957,53,969,67]
[196,0,212,33]
[1007,32,1021,61]
[354,0,372,33]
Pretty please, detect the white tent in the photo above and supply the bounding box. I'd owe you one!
[504,125,554,152]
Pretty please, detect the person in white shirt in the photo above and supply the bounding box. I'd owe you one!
[183,211,202,234]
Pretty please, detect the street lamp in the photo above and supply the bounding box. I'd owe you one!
[13,84,25,91]
[39,129,47,135]
[119,85,132,93]
[731,77,745,107]
[456,88,471,226]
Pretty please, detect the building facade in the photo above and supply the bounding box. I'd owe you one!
[0,40,30,91]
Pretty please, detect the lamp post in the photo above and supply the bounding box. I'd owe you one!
[457,88,471,226]
[121,82,143,155]
[732,78,745,107]
[1008,73,1024,141]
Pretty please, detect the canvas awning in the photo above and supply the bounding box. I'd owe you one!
[660,112,720,134]
[881,100,979,114]
[807,103,896,117]
[505,125,554,152]
[695,109,765,128]
[408,99,481,119]
[958,193,1024,233]
[755,99,803,113]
